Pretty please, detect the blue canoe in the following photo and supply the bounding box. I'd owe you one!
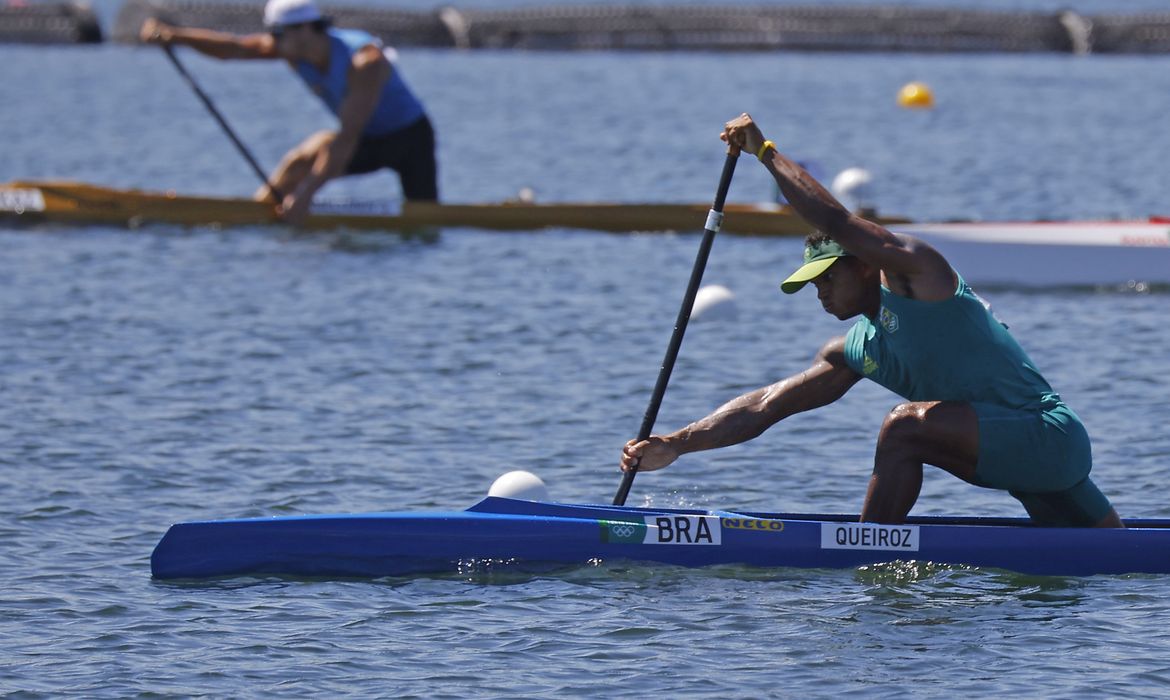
[150,497,1170,579]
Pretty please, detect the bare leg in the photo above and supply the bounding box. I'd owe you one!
[1095,508,1124,528]
[861,401,980,524]
[253,130,335,203]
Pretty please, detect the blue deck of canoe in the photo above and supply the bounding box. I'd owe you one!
[149,497,1170,579]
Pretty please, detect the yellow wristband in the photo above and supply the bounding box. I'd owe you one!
[756,140,776,161]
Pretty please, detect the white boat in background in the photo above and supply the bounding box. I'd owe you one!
[3,180,1168,288]
[894,219,1170,288]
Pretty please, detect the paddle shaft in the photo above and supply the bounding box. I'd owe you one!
[161,44,284,201]
[613,150,739,506]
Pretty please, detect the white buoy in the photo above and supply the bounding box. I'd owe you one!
[831,167,875,213]
[692,284,737,321]
[488,470,550,501]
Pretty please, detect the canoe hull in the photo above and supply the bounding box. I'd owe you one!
[150,497,1170,579]
[0,180,833,236]
[8,180,1168,286]
[896,220,1170,287]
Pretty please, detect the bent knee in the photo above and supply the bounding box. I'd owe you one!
[874,404,929,462]
[879,403,930,438]
[875,401,977,457]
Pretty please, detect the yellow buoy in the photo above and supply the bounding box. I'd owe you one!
[897,81,934,109]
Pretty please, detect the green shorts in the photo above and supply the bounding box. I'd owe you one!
[971,402,1113,526]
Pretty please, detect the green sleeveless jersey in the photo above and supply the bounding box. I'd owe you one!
[843,276,1061,409]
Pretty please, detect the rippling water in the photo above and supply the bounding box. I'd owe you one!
[4,15,1170,698]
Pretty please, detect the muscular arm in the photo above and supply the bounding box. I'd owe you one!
[140,18,277,59]
[764,151,957,299]
[620,337,862,472]
[765,153,902,264]
[722,114,957,300]
[671,336,861,453]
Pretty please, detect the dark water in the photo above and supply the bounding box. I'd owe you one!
[4,21,1170,699]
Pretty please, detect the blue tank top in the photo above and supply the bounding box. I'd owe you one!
[843,276,1061,409]
[293,28,426,136]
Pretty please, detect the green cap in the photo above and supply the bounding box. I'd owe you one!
[780,239,851,294]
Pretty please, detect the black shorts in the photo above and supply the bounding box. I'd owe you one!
[345,116,438,201]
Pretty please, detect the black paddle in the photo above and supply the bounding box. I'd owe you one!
[161,43,285,201]
[613,149,739,506]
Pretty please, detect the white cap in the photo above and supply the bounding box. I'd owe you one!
[263,0,323,28]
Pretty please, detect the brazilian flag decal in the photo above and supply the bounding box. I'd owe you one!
[600,519,646,544]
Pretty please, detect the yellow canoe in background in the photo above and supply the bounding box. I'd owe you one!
[0,180,907,237]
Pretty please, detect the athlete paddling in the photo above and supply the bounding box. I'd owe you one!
[141,0,437,224]
[620,113,1123,528]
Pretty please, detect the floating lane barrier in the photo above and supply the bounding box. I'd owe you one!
[104,1,1170,54]
[0,1,102,44]
[110,0,451,45]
